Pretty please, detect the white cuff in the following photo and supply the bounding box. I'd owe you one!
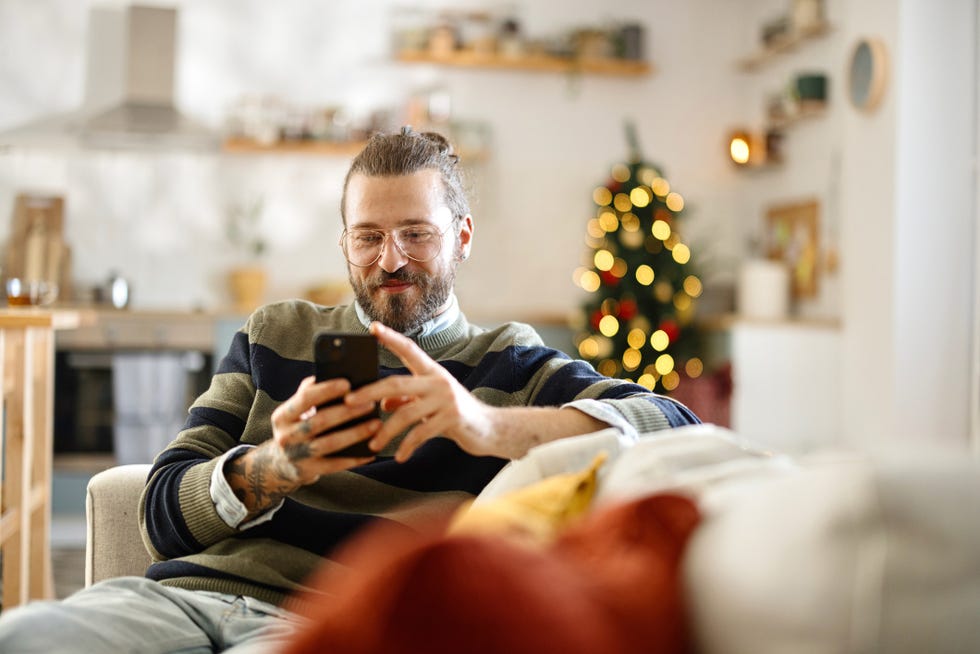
[562,398,639,448]
[210,444,284,529]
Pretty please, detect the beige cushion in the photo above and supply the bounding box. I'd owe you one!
[476,424,792,507]
[85,464,154,585]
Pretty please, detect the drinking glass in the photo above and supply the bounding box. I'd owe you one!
[5,278,58,307]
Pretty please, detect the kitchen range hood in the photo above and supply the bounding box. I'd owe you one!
[0,5,218,151]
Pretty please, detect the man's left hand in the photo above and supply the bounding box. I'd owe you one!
[344,322,499,462]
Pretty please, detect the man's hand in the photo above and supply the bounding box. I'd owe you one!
[342,322,502,462]
[224,376,379,519]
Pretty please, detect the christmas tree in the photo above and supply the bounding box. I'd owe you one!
[573,125,705,393]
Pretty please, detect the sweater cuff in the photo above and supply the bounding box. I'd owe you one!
[562,398,639,448]
[210,445,285,529]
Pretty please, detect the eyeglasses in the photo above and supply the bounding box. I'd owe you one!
[340,220,458,267]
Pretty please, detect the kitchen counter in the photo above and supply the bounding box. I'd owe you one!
[53,307,247,352]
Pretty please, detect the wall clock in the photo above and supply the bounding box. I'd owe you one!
[848,38,888,112]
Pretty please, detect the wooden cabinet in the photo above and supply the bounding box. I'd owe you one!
[731,320,841,454]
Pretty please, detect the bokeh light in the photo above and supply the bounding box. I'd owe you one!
[594,249,614,271]
[597,359,618,377]
[673,291,692,311]
[578,336,599,359]
[580,270,601,292]
[672,243,691,264]
[620,229,645,249]
[683,275,703,297]
[685,357,704,378]
[654,281,673,303]
[627,328,647,349]
[655,354,675,376]
[730,136,750,164]
[635,264,655,286]
[650,329,670,351]
[637,373,657,390]
[599,314,620,337]
[598,210,619,232]
[593,187,612,206]
[613,193,632,212]
[630,186,652,208]
[652,220,671,240]
[665,192,685,212]
[622,348,642,371]
[586,218,605,239]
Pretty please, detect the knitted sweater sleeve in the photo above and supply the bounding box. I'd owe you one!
[138,313,263,561]
[490,324,700,433]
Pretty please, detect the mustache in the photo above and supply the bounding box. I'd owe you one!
[369,269,427,286]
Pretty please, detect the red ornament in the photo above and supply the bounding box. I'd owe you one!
[599,270,620,287]
[590,310,604,331]
[658,319,680,343]
[619,299,638,320]
[607,180,623,193]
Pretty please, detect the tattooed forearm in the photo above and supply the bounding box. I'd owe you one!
[224,443,301,520]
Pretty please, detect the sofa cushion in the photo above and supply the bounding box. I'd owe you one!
[684,450,980,654]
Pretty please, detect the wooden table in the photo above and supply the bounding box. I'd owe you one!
[0,309,82,610]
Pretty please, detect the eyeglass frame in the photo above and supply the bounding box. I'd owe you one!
[339,216,462,267]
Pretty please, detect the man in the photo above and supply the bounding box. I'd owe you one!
[0,128,698,652]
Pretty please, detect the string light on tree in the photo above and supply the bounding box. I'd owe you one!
[573,122,706,393]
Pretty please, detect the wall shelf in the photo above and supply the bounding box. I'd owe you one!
[768,100,828,130]
[221,136,490,162]
[737,21,832,72]
[395,49,653,77]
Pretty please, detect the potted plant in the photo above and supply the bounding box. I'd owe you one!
[225,197,268,313]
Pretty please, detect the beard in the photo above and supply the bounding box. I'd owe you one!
[349,261,457,334]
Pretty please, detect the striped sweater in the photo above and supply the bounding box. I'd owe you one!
[138,300,699,609]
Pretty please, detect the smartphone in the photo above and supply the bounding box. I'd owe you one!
[313,332,379,457]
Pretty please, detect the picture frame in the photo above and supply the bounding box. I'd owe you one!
[764,199,820,297]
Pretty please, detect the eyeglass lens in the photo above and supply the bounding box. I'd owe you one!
[343,225,446,266]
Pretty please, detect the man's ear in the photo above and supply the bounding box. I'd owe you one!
[457,214,474,261]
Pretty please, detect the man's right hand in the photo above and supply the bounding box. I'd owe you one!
[224,376,379,520]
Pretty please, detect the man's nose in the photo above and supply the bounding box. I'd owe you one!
[376,237,408,272]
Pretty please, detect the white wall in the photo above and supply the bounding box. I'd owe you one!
[0,0,745,317]
[891,0,976,446]
[835,0,977,450]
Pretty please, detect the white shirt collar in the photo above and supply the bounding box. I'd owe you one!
[354,293,459,337]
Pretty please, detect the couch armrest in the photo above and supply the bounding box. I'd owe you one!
[85,464,154,586]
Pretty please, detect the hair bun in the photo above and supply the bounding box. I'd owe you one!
[419,131,453,155]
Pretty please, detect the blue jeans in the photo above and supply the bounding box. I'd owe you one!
[0,577,306,653]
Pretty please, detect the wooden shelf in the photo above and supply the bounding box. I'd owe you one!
[221,137,367,156]
[737,21,832,72]
[222,135,490,162]
[767,101,828,130]
[396,49,653,77]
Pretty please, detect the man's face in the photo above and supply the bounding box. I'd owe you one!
[343,170,473,333]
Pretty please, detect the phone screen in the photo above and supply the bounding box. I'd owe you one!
[313,332,379,457]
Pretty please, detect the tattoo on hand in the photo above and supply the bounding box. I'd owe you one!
[226,445,299,519]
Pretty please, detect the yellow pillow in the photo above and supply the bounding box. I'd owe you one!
[448,452,608,547]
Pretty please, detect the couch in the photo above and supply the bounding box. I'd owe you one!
[86,426,980,652]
